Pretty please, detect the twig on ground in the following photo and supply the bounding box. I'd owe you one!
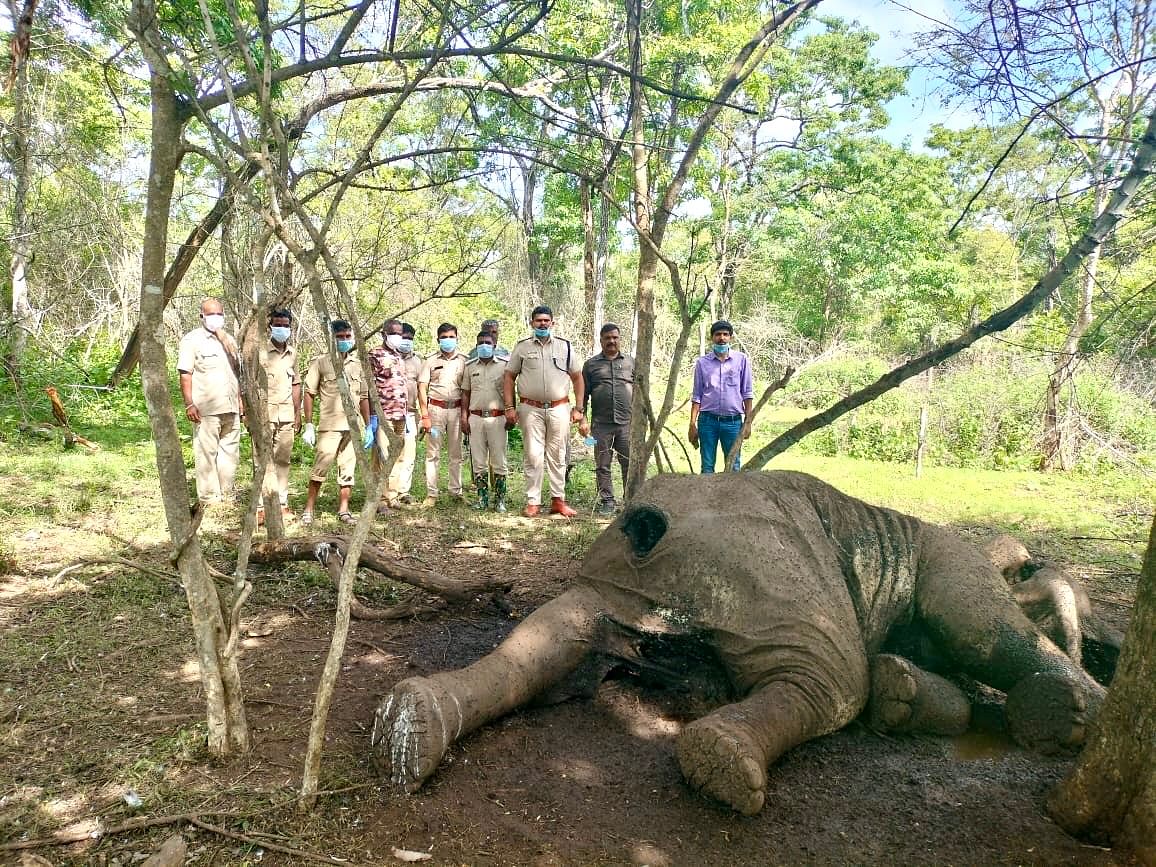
[49,556,182,587]
[187,817,362,866]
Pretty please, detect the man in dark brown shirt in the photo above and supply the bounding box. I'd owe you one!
[581,323,634,515]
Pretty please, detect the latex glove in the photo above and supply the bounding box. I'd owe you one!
[362,414,379,450]
[302,422,316,448]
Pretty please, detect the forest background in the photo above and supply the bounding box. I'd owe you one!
[2,0,1155,481]
[2,0,1156,861]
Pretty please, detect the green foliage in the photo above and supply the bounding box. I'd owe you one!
[782,350,1156,473]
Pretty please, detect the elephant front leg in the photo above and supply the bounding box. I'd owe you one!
[676,672,864,816]
[370,584,605,791]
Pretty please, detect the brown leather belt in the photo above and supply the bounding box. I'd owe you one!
[470,409,504,417]
[429,398,461,409]
[521,397,569,409]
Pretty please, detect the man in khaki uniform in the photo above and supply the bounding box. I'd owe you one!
[459,331,510,512]
[178,297,241,504]
[300,320,370,525]
[503,305,588,517]
[418,322,468,505]
[259,308,300,519]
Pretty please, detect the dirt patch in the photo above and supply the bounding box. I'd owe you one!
[0,515,1139,866]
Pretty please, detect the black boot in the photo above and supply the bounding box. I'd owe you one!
[473,474,489,510]
[493,475,508,513]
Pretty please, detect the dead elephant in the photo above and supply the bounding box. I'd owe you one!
[370,470,1104,815]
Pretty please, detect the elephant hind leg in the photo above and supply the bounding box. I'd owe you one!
[1006,671,1100,754]
[868,654,970,736]
[676,676,860,815]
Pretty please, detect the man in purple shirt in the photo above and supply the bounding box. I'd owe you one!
[688,320,754,473]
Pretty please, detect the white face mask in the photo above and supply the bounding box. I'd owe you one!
[385,334,403,350]
[203,313,225,333]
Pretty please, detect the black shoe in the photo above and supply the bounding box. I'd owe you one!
[595,500,617,516]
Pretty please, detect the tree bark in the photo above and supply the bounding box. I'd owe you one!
[2,0,35,386]
[744,102,1156,471]
[129,0,248,758]
[1048,513,1156,862]
[582,178,597,353]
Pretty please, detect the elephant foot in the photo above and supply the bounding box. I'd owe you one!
[676,715,767,816]
[868,654,970,736]
[1005,671,1102,755]
[370,676,464,792]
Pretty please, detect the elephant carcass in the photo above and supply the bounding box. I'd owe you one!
[370,471,1103,815]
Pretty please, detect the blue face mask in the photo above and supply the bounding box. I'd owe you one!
[270,325,291,343]
[439,337,458,353]
[476,344,494,359]
[712,342,730,355]
[533,327,551,339]
[398,338,414,354]
[336,338,354,354]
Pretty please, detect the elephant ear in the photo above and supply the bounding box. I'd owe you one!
[620,504,669,557]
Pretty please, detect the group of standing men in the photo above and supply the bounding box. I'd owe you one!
[178,299,708,522]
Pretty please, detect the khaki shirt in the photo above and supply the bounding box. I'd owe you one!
[402,354,423,411]
[419,352,468,403]
[261,340,298,424]
[177,327,240,416]
[459,356,508,412]
[506,336,581,402]
[304,352,368,432]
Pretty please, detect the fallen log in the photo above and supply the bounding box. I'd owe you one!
[251,536,513,603]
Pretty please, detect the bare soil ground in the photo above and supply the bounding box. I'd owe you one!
[0,502,1141,866]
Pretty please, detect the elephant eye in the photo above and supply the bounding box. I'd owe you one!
[620,505,669,557]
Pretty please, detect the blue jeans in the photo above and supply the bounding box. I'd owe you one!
[698,411,743,473]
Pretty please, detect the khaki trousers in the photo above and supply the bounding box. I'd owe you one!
[261,421,295,506]
[391,426,417,497]
[468,414,509,476]
[311,430,355,487]
[518,402,569,504]
[194,412,240,503]
[425,404,463,496]
[372,418,408,502]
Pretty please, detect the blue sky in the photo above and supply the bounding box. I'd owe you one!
[817,0,979,149]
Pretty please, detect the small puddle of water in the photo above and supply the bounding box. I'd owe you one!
[951,728,1016,761]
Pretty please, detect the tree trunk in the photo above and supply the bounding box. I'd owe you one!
[1048,513,1156,862]
[582,179,597,353]
[1039,244,1101,471]
[130,0,248,757]
[3,8,34,386]
[594,179,610,349]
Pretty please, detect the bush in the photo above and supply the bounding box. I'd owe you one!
[783,350,1156,473]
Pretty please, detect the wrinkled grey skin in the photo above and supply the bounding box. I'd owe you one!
[371,471,1104,815]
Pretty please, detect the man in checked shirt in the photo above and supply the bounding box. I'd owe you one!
[367,318,410,516]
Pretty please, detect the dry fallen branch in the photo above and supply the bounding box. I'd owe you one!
[315,541,446,620]
[251,536,514,602]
